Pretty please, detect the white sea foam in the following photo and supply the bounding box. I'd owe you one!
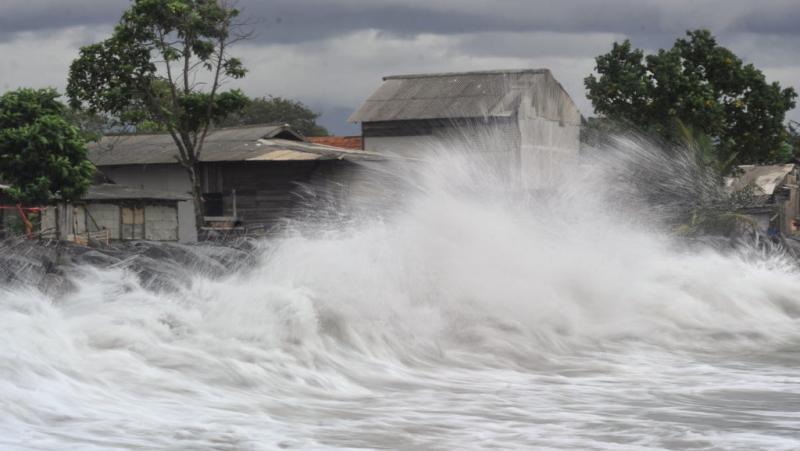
[1,135,799,450]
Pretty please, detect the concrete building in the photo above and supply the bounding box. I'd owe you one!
[88,124,381,241]
[40,184,190,244]
[349,69,582,187]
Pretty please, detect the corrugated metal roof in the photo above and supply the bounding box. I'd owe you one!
[247,149,321,161]
[89,124,382,166]
[253,139,383,161]
[349,69,581,124]
[83,184,191,201]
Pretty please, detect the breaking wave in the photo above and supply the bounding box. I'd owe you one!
[1,135,799,450]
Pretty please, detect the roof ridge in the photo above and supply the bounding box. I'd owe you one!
[103,122,291,137]
[383,69,549,80]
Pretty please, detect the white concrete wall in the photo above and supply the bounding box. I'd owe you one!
[518,118,580,190]
[144,205,179,241]
[100,164,197,242]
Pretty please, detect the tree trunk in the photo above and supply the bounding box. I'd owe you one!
[188,162,205,238]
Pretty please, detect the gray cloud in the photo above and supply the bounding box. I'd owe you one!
[0,0,797,134]
[3,0,799,44]
[0,0,127,41]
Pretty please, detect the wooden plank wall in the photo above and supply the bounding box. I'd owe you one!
[210,161,356,228]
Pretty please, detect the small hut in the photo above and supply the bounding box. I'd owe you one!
[40,184,190,244]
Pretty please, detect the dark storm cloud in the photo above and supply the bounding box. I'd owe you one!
[230,0,680,47]
[731,2,800,35]
[0,0,128,41]
[1,0,797,132]
[2,0,798,45]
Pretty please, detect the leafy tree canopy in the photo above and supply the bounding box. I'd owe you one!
[0,88,94,204]
[585,30,797,165]
[67,0,249,137]
[67,0,250,228]
[217,96,329,136]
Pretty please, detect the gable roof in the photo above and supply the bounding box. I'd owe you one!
[349,69,581,125]
[89,124,381,166]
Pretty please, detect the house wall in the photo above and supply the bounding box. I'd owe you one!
[780,171,799,234]
[73,206,87,235]
[40,207,56,237]
[363,115,578,191]
[39,204,85,240]
[518,117,580,190]
[99,159,375,235]
[144,205,179,240]
[208,161,321,228]
[308,160,396,219]
[99,164,196,242]
[86,203,121,239]
[43,202,180,242]
[363,118,520,158]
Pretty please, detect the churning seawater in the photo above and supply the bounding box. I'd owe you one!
[1,137,800,450]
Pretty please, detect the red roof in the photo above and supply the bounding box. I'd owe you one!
[308,136,362,150]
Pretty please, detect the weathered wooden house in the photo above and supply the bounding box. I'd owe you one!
[88,124,380,241]
[36,184,190,243]
[349,69,582,186]
[0,185,182,242]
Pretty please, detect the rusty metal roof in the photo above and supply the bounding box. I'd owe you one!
[89,124,382,166]
[308,136,362,149]
[349,69,581,124]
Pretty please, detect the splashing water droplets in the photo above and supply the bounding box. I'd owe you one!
[1,131,800,449]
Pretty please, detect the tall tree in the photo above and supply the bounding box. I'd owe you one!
[67,0,249,230]
[0,88,95,235]
[216,96,329,136]
[585,30,797,165]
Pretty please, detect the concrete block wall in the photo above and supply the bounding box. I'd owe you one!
[144,205,179,241]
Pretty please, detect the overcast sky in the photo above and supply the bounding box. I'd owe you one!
[1,0,798,135]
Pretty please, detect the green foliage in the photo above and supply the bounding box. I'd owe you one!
[585,30,797,166]
[67,0,249,148]
[67,0,250,228]
[216,96,329,136]
[673,124,760,237]
[4,211,41,236]
[787,121,800,160]
[676,121,739,178]
[64,108,114,142]
[0,88,95,204]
